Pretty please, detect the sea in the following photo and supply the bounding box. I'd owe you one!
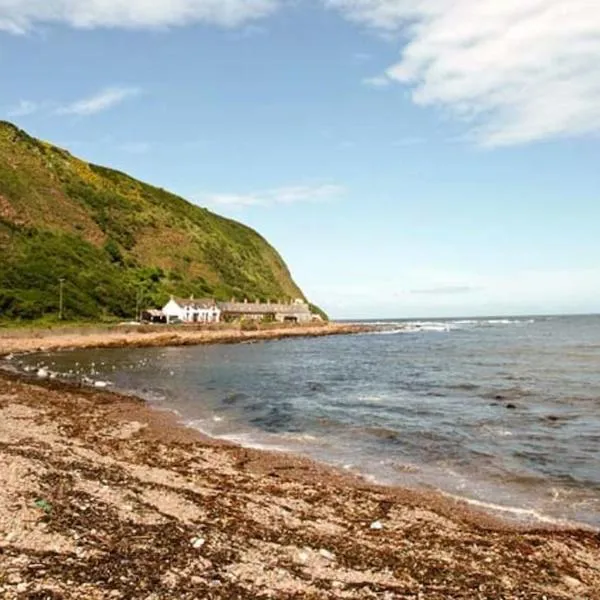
[9,314,600,528]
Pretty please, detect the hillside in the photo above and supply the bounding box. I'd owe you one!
[0,121,310,322]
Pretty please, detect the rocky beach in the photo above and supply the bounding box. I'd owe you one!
[0,322,367,358]
[1,367,599,599]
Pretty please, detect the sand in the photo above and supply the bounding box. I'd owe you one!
[1,369,599,600]
[0,322,368,357]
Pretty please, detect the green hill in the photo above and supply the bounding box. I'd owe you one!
[0,121,311,322]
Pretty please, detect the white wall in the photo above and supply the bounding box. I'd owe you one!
[162,299,221,323]
[163,299,185,323]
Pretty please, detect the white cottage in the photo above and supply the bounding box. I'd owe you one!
[162,296,221,324]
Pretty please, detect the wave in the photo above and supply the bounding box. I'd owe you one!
[440,492,587,528]
[361,318,536,335]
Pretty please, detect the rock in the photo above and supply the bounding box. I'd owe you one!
[319,549,335,561]
[562,575,583,589]
[37,368,49,378]
[506,403,517,410]
[94,381,110,388]
[16,583,28,593]
[191,537,205,549]
[370,520,383,530]
[7,574,22,584]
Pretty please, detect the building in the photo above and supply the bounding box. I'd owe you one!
[217,299,312,323]
[162,296,221,324]
[140,309,167,324]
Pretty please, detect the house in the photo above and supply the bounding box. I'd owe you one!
[217,298,312,323]
[162,296,221,324]
[140,309,167,324]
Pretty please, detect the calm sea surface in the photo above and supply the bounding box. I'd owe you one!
[12,315,600,527]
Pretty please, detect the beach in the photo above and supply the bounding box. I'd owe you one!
[1,368,599,599]
[0,322,368,357]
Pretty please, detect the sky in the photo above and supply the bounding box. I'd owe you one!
[1,0,599,319]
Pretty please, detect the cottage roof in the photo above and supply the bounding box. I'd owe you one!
[217,301,310,315]
[172,297,218,310]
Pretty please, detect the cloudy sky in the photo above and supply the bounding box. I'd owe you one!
[2,0,599,318]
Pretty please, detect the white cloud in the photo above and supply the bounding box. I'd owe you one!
[202,184,345,208]
[7,100,39,117]
[392,136,426,146]
[327,0,600,146]
[56,87,141,116]
[362,75,391,88]
[353,51,373,62]
[0,0,278,33]
[410,285,479,295]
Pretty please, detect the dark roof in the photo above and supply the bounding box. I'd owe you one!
[217,302,310,315]
[172,297,218,310]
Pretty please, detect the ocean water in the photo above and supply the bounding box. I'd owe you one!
[12,315,600,528]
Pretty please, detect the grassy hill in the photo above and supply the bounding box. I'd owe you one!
[0,121,311,323]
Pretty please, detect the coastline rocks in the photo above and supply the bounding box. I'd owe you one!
[318,549,335,561]
[191,537,205,549]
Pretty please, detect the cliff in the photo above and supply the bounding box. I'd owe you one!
[0,122,308,321]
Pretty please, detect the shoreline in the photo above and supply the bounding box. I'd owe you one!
[0,322,371,358]
[2,364,592,533]
[1,369,599,598]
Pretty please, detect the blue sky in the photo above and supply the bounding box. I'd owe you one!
[1,0,599,318]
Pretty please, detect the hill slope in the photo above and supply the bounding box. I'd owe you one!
[0,122,309,321]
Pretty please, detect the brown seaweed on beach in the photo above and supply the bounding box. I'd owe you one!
[1,370,599,599]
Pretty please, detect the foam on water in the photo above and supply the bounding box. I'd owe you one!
[441,492,584,528]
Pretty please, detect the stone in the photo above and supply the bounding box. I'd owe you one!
[191,537,205,549]
[562,575,583,589]
[370,520,383,530]
[319,549,335,561]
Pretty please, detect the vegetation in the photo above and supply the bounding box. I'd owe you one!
[0,121,323,323]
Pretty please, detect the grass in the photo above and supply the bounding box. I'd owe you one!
[0,121,326,322]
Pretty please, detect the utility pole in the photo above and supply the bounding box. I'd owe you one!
[136,284,143,322]
[58,278,65,321]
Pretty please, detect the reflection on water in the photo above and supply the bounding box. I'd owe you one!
[12,314,600,527]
